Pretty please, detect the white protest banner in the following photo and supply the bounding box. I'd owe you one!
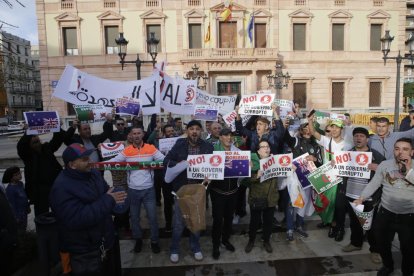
[115,97,140,116]
[260,153,293,182]
[307,163,342,194]
[332,151,372,179]
[74,104,108,123]
[100,142,125,158]
[224,151,251,178]
[274,99,294,120]
[187,152,225,180]
[196,89,237,115]
[238,94,274,116]
[160,75,197,115]
[159,137,179,155]
[292,153,317,190]
[349,202,374,230]
[194,105,219,121]
[24,111,60,135]
[222,111,251,131]
[53,65,160,115]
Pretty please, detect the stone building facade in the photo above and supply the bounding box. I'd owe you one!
[36,0,406,118]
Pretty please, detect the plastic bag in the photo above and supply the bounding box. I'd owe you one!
[287,173,305,208]
[176,184,206,233]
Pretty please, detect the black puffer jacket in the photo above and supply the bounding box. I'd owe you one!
[50,168,115,254]
[163,138,213,192]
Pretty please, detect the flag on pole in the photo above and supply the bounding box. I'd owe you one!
[204,23,211,43]
[220,7,232,21]
[247,15,254,43]
[220,1,233,22]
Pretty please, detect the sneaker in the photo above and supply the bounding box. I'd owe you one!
[377,266,393,276]
[222,241,235,252]
[194,251,203,261]
[342,243,362,252]
[294,227,309,238]
[232,215,240,225]
[170,253,179,263]
[263,241,273,253]
[134,239,143,253]
[370,252,382,264]
[286,230,294,242]
[245,240,254,253]
[151,242,161,254]
[212,246,220,260]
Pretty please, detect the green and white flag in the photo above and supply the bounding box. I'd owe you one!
[74,104,107,123]
[307,163,342,194]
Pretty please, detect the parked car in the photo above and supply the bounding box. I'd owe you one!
[7,120,25,131]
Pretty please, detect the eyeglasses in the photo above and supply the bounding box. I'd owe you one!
[117,123,125,126]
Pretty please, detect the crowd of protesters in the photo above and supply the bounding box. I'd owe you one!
[1,104,413,276]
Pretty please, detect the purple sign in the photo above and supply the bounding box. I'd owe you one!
[194,105,218,121]
[224,151,251,178]
[292,153,317,189]
[116,98,140,115]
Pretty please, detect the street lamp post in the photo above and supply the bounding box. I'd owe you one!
[267,62,290,98]
[184,63,208,89]
[381,30,414,131]
[115,32,160,80]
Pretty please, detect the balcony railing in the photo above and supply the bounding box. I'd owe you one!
[373,0,383,6]
[334,0,345,6]
[10,102,36,108]
[183,48,277,60]
[254,0,267,5]
[188,0,201,6]
[146,0,159,7]
[103,0,116,8]
[295,0,306,5]
[61,0,74,10]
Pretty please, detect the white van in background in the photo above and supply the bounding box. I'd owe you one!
[7,120,25,131]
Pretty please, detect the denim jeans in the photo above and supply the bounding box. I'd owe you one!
[281,188,304,231]
[170,198,201,254]
[128,187,159,242]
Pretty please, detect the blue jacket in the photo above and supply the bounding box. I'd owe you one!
[50,168,115,254]
[235,119,285,154]
[163,138,213,192]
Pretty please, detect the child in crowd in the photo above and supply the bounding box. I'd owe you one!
[2,167,29,231]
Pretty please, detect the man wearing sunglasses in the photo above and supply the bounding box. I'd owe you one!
[110,118,128,142]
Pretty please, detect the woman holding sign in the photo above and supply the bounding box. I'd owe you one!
[244,139,278,254]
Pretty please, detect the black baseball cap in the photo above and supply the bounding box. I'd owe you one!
[186,120,203,129]
[352,127,369,137]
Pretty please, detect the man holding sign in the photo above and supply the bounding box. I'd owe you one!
[336,128,384,265]
[163,120,213,263]
[209,128,240,260]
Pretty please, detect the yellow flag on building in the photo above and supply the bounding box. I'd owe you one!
[204,23,210,43]
[220,7,232,21]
